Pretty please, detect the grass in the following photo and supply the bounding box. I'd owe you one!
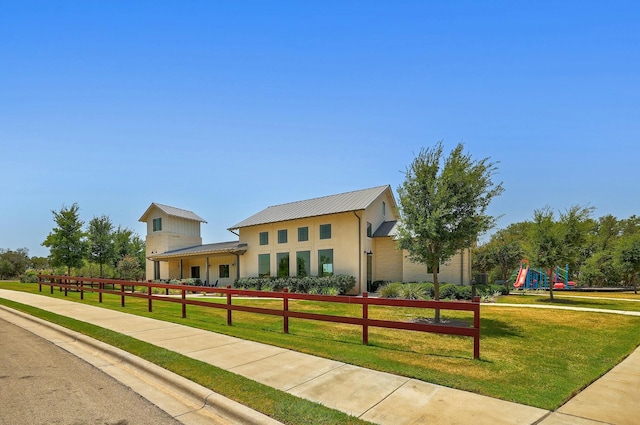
[499,292,640,312]
[2,282,640,411]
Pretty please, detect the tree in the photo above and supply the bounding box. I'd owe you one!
[616,233,640,294]
[396,142,504,321]
[42,203,87,275]
[0,248,30,278]
[87,215,115,276]
[117,255,143,281]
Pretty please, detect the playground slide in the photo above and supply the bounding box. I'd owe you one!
[513,266,528,288]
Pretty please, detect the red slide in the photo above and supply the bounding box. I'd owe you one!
[513,266,528,288]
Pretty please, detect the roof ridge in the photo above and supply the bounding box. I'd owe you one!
[267,185,390,209]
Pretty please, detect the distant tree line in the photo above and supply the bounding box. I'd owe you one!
[474,210,640,294]
[0,248,49,279]
[38,203,146,280]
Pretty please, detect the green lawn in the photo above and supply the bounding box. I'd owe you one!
[2,282,640,412]
[499,292,640,312]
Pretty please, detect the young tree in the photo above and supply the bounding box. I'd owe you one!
[87,215,115,277]
[117,255,143,281]
[396,142,504,321]
[42,203,87,275]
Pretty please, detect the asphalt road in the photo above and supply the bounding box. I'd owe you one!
[0,317,182,425]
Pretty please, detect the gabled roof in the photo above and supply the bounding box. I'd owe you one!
[149,241,246,260]
[229,185,393,230]
[139,203,207,223]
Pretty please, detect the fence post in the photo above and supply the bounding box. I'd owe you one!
[473,296,481,360]
[64,276,68,297]
[362,292,369,345]
[51,279,54,294]
[148,285,152,312]
[283,288,289,334]
[99,282,103,303]
[226,285,232,326]
[38,274,42,292]
[181,288,187,318]
[79,277,84,300]
[120,283,125,307]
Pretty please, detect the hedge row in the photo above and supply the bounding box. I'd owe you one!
[234,275,356,295]
[378,282,509,300]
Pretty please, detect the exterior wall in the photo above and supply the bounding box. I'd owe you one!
[143,206,203,281]
[402,248,472,285]
[238,211,363,293]
[373,237,403,282]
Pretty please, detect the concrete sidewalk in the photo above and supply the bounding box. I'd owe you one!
[1,289,639,425]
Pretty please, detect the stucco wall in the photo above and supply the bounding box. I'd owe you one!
[372,237,403,282]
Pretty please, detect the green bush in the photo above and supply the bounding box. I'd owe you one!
[370,280,388,293]
[439,283,458,300]
[378,282,403,298]
[455,285,473,300]
[20,270,39,283]
[399,282,429,300]
[233,275,355,295]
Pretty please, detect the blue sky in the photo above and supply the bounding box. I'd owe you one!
[1,1,638,258]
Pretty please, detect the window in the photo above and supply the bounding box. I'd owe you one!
[366,222,372,237]
[298,226,309,242]
[319,224,331,240]
[259,231,269,245]
[382,201,386,217]
[219,264,230,278]
[296,251,310,277]
[258,254,270,277]
[277,252,290,277]
[153,261,160,280]
[318,249,334,276]
[191,266,200,279]
[153,218,162,232]
[278,229,288,244]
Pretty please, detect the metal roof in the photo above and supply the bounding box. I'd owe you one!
[139,203,207,223]
[228,185,392,230]
[149,241,246,260]
[373,220,399,238]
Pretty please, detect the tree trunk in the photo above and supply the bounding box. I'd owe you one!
[433,266,441,323]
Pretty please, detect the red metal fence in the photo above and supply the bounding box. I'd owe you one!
[38,274,481,359]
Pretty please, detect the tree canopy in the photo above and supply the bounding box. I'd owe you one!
[396,142,504,318]
[42,203,87,275]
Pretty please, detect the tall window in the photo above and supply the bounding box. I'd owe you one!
[298,226,309,242]
[153,261,160,280]
[153,218,162,232]
[319,224,331,240]
[296,251,310,277]
[259,231,269,245]
[258,254,270,277]
[277,252,290,277]
[366,222,372,237]
[382,201,386,217]
[278,229,288,244]
[219,264,230,278]
[318,249,334,276]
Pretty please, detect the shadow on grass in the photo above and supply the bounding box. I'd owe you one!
[538,298,612,308]
[481,317,524,338]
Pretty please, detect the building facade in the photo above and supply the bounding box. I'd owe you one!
[142,185,472,294]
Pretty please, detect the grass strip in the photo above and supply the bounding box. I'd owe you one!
[0,297,371,425]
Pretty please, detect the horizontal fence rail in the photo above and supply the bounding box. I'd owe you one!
[37,274,481,359]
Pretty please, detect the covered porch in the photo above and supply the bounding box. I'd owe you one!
[148,241,247,287]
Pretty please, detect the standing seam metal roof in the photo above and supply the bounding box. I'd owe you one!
[139,203,207,223]
[228,185,391,229]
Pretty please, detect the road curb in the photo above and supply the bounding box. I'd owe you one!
[0,304,282,425]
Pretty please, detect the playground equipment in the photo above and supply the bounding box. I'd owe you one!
[512,261,576,290]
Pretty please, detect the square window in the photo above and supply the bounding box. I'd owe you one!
[278,229,288,244]
[319,224,331,240]
[191,266,200,279]
[259,231,269,245]
[298,226,309,242]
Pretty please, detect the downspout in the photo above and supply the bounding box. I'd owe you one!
[353,211,362,294]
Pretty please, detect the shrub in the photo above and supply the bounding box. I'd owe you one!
[455,285,473,300]
[399,282,428,300]
[439,283,458,300]
[20,270,39,283]
[369,280,388,293]
[233,275,355,295]
[378,282,403,298]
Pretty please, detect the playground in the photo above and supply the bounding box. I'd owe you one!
[512,261,577,290]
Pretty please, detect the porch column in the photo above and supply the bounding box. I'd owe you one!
[206,257,210,285]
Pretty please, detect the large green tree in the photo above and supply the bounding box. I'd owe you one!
[87,215,115,276]
[42,203,87,275]
[0,248,30,278]
[396,142,504,321]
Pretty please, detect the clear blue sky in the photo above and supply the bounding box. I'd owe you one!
[2,1,638,258]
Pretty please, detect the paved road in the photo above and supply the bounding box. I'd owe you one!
[0,318,182,425]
